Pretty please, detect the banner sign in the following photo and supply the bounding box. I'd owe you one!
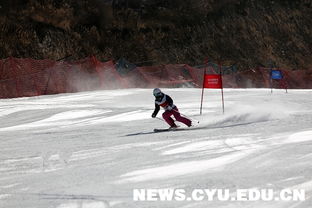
[270,69,288,93]
[271,70,283,80]
[200,71,225,115]
[203,74,222,89]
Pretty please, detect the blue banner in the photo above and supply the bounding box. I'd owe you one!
[271,70,283,80]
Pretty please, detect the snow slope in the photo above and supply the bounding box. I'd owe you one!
[0,88,312,208]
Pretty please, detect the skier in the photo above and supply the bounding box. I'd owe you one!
[151,88,192,129]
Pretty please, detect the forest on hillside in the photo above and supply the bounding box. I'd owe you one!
[0,0,311,70]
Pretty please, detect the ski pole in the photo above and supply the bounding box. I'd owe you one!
[154,116,179,122]
[154,117,164,121]
[172,108,200,124]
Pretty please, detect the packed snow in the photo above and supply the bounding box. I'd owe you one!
[0,88,312,208]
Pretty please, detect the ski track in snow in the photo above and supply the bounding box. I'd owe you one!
[0,88,312,208]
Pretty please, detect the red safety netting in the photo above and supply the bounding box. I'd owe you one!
[136,64,195,88]
[0,57,128,98]
[0,57,201,99]
[0,57,57,98]
[92,57,127,89]
[1,57,311,99]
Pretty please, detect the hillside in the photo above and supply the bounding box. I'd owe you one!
[0,0,312,70]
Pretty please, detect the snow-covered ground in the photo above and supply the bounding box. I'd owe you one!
[0,88,312,208]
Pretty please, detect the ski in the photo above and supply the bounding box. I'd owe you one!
[153,128,172,132]
[153,127,190,133]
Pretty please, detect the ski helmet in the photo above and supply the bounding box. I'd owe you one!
[153,88,162,97]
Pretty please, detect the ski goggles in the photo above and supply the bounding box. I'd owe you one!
[153,92,162,97]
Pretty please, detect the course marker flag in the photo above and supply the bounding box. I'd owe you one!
[271,70,283,80]
[203,74,223,89]
[200,60,225,115]
[270,69,288,93]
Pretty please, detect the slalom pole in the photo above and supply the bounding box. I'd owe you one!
[221,84,225,114]
[200,78,205,115]
[281,70,288,93]
[270,68,273,94]
[219,62,225,114]
[200,60,208,115]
